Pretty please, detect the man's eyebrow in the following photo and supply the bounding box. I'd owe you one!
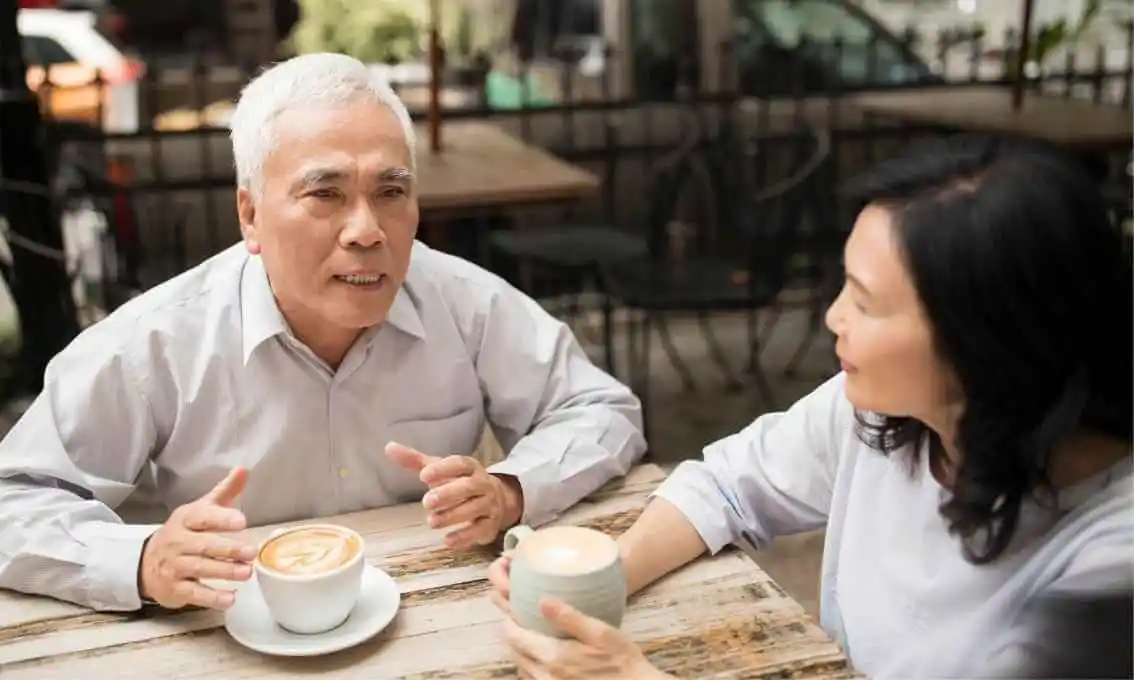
[377,167,415,183]
[291,167,349,192]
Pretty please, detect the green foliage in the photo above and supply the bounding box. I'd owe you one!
[288,0,425,64]
[998,0,1131,75]
[1032,0,1131,63]
[453,6,474,60]
[1032,18,1070,63]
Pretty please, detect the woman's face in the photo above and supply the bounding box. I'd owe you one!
[824,204,960,421]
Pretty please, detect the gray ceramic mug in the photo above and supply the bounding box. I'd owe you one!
[504,524,628,639]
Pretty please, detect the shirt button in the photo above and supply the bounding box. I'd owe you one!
[338,467,349,479]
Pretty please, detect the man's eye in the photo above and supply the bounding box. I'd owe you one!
[379,186,406,199]
[309,189,339,200]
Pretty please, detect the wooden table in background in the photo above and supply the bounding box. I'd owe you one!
[0,465,857,679]
[857,86,1133,151]
[414,121,600,215]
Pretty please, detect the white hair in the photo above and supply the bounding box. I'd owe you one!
[229,52,416,195]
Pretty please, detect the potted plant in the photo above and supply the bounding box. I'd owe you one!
[288,0,424,66]
[444,6,490,87]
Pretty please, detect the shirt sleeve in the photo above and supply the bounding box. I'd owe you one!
[652,373,852,554]
[469,278,647,527]
[0,330,160,611]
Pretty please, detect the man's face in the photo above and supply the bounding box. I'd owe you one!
[237,99,418,357]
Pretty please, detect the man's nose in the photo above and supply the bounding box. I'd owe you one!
[341,212,386,248]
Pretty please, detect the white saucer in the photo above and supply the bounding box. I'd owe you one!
[224,563,400,657]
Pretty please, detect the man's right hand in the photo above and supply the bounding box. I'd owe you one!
[138,467,258,610]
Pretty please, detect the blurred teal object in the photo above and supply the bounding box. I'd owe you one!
[484,70,554,110]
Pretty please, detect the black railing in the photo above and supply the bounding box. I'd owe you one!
[10,25,1134,319]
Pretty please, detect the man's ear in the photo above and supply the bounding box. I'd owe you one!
[236,186,261,255]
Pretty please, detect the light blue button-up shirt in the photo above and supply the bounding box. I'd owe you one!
[0,241,645,612]
[653,373,1132,678]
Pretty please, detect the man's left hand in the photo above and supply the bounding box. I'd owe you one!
[385,441,523,550]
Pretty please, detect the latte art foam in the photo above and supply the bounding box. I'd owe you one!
[258,527,360,576]
[517,526,619,576]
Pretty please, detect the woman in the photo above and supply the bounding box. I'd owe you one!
[487,135,1134,679]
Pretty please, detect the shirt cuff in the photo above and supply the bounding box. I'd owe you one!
[71,521,161,611]
[487,453,560,527]
[651,462,737,554]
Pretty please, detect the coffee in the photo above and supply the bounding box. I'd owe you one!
[504,524,628,639]
[254,524,367,635]
[258,526,361,576]
[514,526,619,576]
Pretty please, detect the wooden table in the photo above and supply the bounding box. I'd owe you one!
[857,86,1133,151]
[414,121,599,215]
[0,465,857,679]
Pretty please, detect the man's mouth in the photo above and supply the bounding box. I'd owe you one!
[335,273,387,287]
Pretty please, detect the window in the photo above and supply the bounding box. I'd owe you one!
[21,36,77,67]
[733,0,932,93]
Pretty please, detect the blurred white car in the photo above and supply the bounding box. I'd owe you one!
[17,8,142,133]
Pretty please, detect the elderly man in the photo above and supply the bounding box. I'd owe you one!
[0,53,645,613]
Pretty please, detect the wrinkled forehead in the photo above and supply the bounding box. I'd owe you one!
[262,101,412,183]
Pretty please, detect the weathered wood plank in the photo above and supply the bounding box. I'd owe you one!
[0,467,665,630]
[1,554,846,679]
[0,508,647,668]
[0,464,859,679]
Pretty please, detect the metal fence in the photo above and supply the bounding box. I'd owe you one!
[15,26,1134,319]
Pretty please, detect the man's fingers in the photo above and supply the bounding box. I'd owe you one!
[173,555,253,582]
[420,455,479,486]
[182,504,247,533]
[385,442,439,472]
[174,579,236,610]
[444,516,497,549]
[423,476,485,513]
[202,467,248,508]
[429,492,492,529]
[195,535,259,562]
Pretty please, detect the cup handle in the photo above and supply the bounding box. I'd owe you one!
[502,525,534,553]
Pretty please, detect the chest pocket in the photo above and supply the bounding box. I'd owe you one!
[380,407,486,502]
[386,407,484,458]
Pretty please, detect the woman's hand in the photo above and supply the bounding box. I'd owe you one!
[487,555,672,680]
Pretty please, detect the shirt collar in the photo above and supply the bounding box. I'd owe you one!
[240,254,289,364]
[385,283,427,340]
[240,254,427,364]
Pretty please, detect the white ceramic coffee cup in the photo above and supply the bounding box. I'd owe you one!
[504,524,628,639]
[253,523,365,635]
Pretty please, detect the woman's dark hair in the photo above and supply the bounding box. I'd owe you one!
[845,135,1132,564]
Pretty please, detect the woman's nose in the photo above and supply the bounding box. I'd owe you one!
[824,288,845,335]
